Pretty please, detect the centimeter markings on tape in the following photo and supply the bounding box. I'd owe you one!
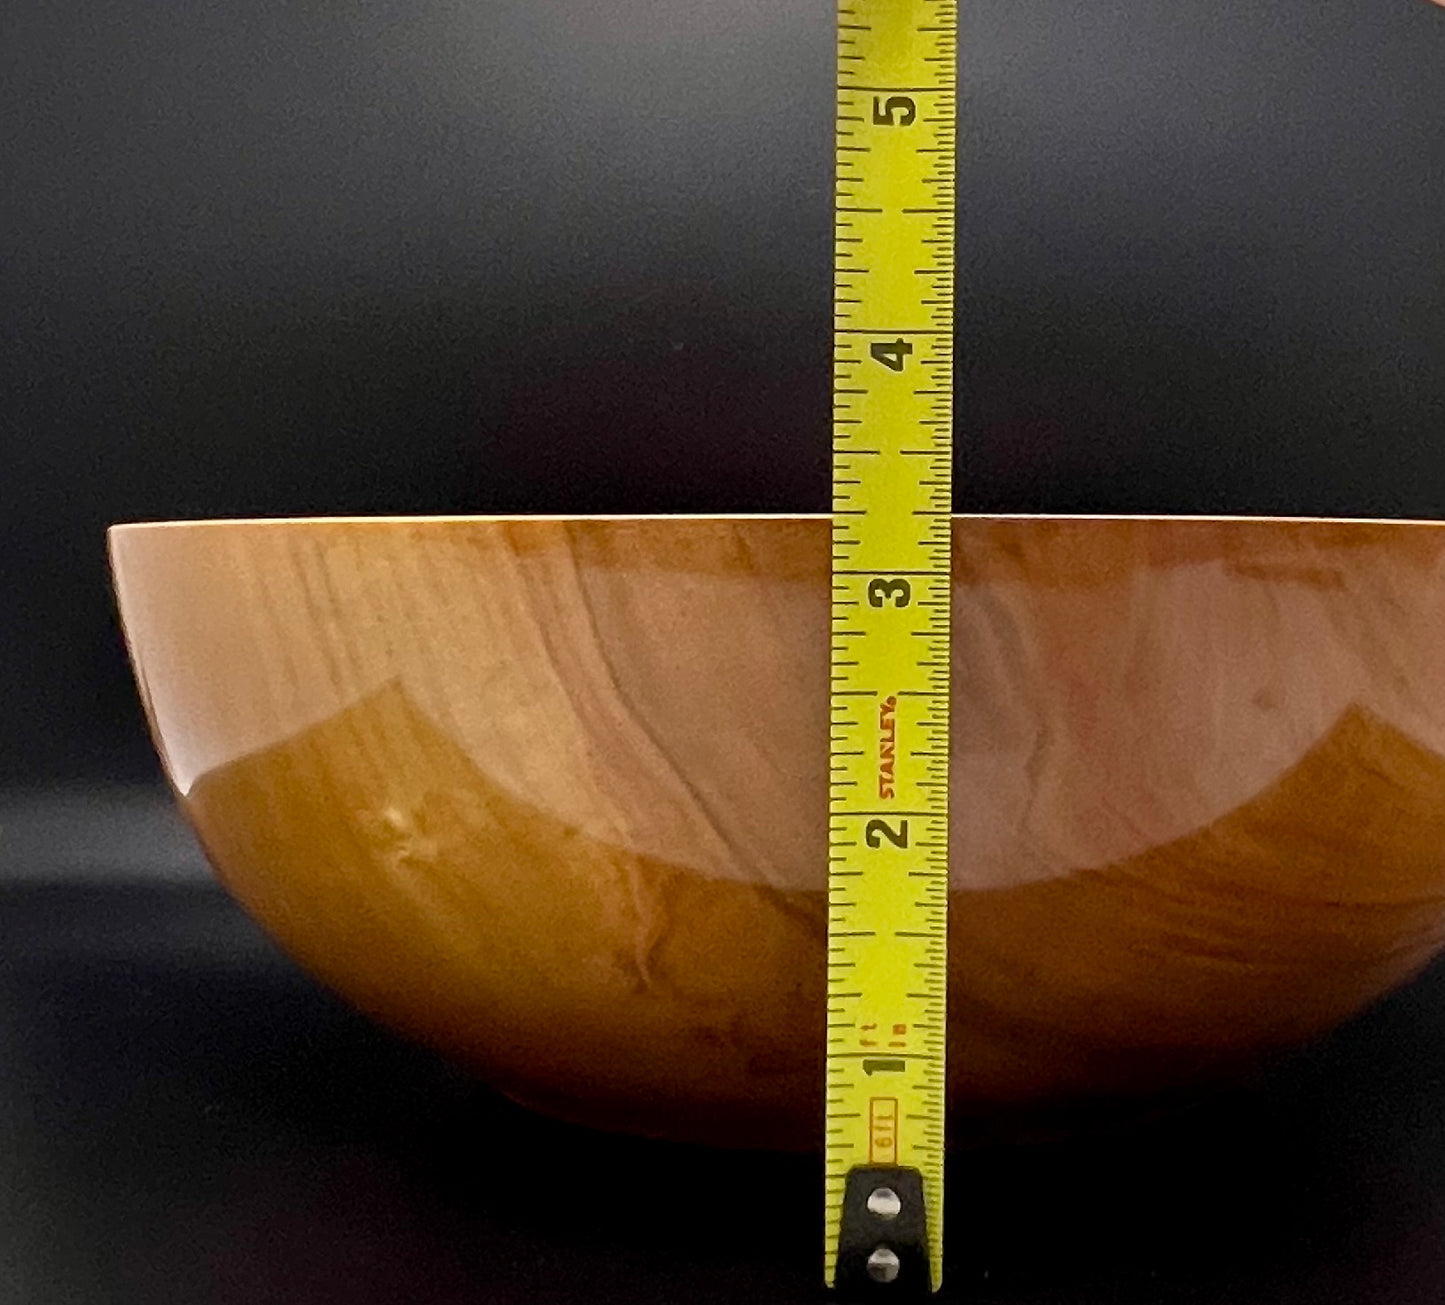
[826,0,955,1294]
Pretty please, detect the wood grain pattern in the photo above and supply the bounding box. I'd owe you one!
[109,516,1445,1147]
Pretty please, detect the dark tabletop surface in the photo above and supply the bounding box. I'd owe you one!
[2,788,1443,1305]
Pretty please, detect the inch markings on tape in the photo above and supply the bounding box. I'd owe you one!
[826,0,955,1294]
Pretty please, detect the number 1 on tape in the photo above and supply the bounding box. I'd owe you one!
[825,0,955,1294]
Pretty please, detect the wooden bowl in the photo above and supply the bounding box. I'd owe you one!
[108,515,1445,1148]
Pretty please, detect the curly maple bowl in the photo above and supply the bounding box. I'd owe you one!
[108,515,1445,1148]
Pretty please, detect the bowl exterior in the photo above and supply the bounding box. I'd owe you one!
[109,517,1445,1146]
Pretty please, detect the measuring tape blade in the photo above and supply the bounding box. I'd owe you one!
[826,0,955,1293]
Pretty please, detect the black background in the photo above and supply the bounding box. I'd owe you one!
[2,0,1444,1300]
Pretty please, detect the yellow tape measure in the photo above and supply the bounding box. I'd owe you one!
[825,0,955,1293]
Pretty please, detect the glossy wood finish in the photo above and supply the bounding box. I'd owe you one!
[109,516,1445,1147]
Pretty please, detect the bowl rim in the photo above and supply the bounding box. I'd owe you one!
[108,512,1445,535]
